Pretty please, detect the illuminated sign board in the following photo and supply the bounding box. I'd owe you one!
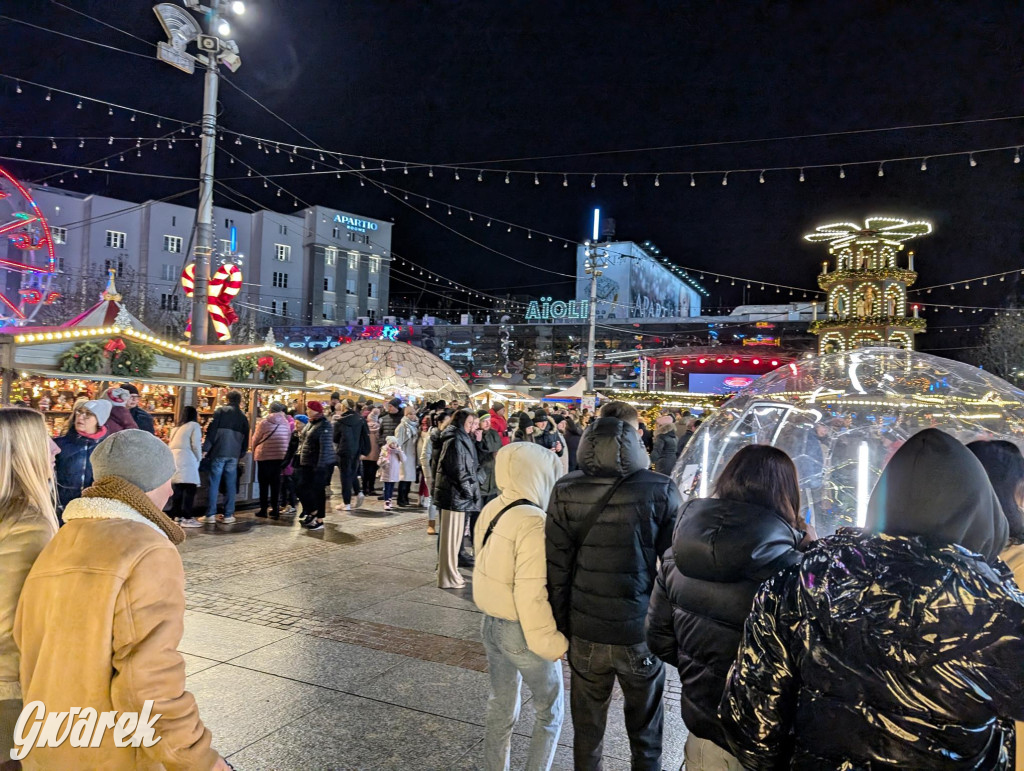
[333,214,379,233]
[741,336,780,346]
[276,324,407,349]
[524,297,589,321]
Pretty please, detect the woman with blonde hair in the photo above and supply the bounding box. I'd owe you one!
[0,408,59,766]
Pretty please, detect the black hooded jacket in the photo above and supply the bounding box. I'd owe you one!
[646,498,803,751]
[432,424,481,512]
[722,429,1024,770]
[333,411,371,462]
[546,417,682,645]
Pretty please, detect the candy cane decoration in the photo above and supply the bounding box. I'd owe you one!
[181,262,243,341]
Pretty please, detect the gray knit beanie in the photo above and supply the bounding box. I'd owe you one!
[90,429,175,492]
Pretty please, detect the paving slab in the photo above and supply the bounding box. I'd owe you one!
[351,657,492,725]
[180,611,295,661]
[346,598,483,642]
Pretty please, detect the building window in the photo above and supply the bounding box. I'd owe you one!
[347,232,370,245]
[224,218,234,229]
[105,230,126,249]
[270,300,277,316]
[322,305,336,321]
[104,259,124,276]
[163,235,182,253]
[324,276,334,292]
[275,244,291,261]
[278,224,288,235]
[220,239,231,254]
[348,253,358,270]
[51,227,67,244]
[282,301,288,318]
[58,257,66,272]
[159,293,180,311]
[160,264,177,281]
[368,282,375,298]
[369,255,380,273]
[332,227,340,239]
[325,246,338,266]
[272,271,289,289]
[172,216,176,227]
[346,278,356,295]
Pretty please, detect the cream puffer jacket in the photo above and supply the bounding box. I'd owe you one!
[473,442,568,662]
[0,503,57,759]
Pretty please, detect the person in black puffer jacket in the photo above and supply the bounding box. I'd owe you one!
[722,429,1024,771]
[333,399,371,511]
[297,401,337,531]
[433,409,481,589]
[546,402,682,771]
[649,417,678,476]
[646,445,809,770]
[379,398,402,441]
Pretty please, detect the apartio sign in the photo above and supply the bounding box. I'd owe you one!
[333,214,378,233]
[524,297,589,322]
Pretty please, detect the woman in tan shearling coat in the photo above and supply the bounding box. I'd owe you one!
[0,409,58,769]
[473,442,567,771]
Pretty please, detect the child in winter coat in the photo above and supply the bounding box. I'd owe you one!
[378,436,405,511]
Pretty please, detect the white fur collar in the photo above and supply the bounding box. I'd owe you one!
[62,496,167,538]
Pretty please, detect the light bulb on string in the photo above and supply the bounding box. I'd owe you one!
[590,175,596,188]
[1015,148,1021,164]
[487,220,491,227]
[563,174,569,187]
[920,158,928,171]
[45,91,51,101]
[447,206,452,215]
[427,166,433,177]
[425,199,429,208]
[654,174,660,187]
[15,139,20,148]
[690,174,696,187]
[622,174,629,187]
[839,166,846,178]
[759,170,765,183]
[130,113,136,122]
[78,138,84,148]
[76,99,82,109]
[507,225,512,233]
[505,172,510,184]
[15,82,21,94]
[454,169,459,180]
[528,231,532,239]
[156,120,161,128]
[878,163,885,177]
[137,149,141,156]
[721,173,728,186]
[969,153,977,167]
[534,173,540,185]
[50,138,56,149]
[799,168,805,182]
[477,170,483,182]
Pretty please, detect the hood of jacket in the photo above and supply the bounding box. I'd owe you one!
[865,428,1008,562]
[338,411,363,429]
[673,498,803,582]
[263,411,291,430]
[576,417,649,478]
[494,442,562,509]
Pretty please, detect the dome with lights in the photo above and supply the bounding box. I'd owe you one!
[311,340,471,401]
[672,347,1024,536]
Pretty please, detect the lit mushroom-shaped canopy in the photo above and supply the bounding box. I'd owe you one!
[804,216,932,249]
[311,339,471,402]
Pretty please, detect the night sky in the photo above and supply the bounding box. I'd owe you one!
[3,1,1023,353]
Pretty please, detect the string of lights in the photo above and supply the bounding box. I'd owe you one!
[909,267,1024,293]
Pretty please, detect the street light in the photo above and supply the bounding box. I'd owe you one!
[584,207,608,392]
[231,0,245,12]
[153,0,244,345]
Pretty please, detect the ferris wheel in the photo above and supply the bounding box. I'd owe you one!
[0,164,59,325]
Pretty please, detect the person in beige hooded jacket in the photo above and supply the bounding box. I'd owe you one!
[14,430,228,771]
[473,442,567,771]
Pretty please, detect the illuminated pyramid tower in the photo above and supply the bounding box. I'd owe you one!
[807,216,931,354]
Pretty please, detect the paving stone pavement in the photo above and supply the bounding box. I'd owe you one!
[180,495,688,770]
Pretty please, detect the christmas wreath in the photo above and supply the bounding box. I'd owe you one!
[231,354,259,382]
[108,339,157,377]
[59,341,105,374]
[258,355,291,384]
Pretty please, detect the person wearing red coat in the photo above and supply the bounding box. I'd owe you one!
[100,387,139,435]
[490,402,511,447]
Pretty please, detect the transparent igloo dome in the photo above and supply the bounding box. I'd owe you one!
[311,340,471,402]
[672,347,1024,535]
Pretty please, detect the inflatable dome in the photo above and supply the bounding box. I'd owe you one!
[672,347,1024,535]
[312,340,471,402]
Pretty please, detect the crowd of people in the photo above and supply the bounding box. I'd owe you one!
[1,388,1023,769]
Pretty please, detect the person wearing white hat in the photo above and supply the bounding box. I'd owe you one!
[53,399,112,523]
[100,387,139,435]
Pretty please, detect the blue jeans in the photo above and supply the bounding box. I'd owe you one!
[482,615,564,771]
[206,456,237,517]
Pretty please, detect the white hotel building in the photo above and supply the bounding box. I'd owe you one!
[26,185,392,336]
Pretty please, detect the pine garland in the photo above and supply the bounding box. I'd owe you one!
[59,341,105,374]
[232,354,258,382]
[109,340,157,377]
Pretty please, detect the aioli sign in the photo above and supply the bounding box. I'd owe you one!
[524,297,590,322]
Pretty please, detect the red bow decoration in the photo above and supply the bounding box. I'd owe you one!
[104,338,126,353]
[257,356,275,368]
[181,262,243,341]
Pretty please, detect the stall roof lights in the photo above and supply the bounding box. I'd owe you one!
[12,327,322,370]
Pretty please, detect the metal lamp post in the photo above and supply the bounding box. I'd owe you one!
[153,0,243,345]
[584,208,608,392]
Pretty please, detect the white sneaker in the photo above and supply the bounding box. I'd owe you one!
[355,493,365,508]
[221,516,237,524]
[201,515,217,524]
[181,518,203,528]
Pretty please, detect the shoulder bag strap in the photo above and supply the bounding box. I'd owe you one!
[574,471,638,551]
[481,498,535,549]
